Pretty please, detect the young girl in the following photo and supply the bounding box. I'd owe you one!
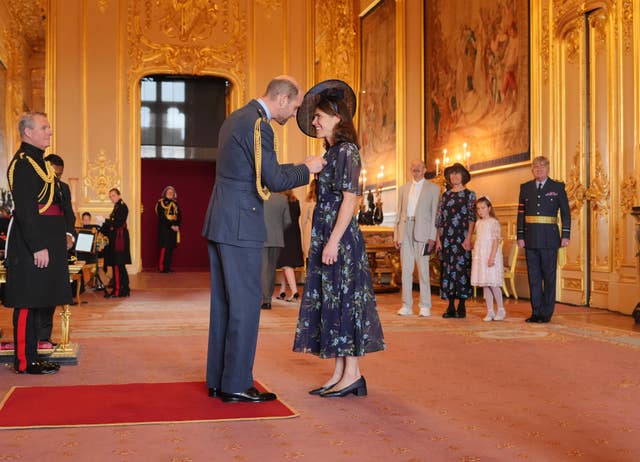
[471,196,505,321]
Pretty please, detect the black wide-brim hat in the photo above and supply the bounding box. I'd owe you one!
[296,79,357,138]
[444,162,471,185]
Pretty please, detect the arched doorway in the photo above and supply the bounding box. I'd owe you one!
[139,75,228,271]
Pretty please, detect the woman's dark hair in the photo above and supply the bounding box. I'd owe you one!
[316,97,359,150]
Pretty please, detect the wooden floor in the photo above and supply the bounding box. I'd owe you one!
[0,271,639,461]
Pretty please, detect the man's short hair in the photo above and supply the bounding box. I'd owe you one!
[264,78,299,100]
[44,153,64,167]
[82,211,92,218]
[18,112,47,138]
[532,156,550,167]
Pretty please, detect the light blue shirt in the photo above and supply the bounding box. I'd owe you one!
[256,98,271,121]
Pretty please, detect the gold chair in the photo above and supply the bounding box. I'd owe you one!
[502,239,519,299]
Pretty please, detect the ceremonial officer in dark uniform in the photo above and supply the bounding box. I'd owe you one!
[202,76,325,402]
[37,154,76,347]
[517,156,571,323]
[155,185,181,273]
[101,188,131,298]
[4,112,72,374]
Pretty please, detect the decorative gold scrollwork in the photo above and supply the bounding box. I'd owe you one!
[565,146,586,216]
[584,149,610,217]
[620,176,638,216]
[84,150,120,201]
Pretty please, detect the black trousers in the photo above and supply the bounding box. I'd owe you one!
[159,247,174,272]
[111,264,130,296]
[37,306,56,341]
[13,308,39,370]
[525,247,558,319]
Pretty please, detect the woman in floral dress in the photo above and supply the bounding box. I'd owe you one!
[435,163,476,318]
[293,80,385,398]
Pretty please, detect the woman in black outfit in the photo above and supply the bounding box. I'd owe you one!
[101,188,131,297]
[276,189,304,301]
[155,186,181,273]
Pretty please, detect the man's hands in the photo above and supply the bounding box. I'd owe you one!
[304,156,326,174]
[34,249,49,268]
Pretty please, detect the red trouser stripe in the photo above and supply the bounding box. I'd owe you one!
[16,309,28,371]
[114,266,121,296]
[159,248,166,271]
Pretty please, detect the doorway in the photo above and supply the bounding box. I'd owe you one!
[139,75,227,270]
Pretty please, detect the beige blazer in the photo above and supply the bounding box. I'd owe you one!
[394,180,440,243]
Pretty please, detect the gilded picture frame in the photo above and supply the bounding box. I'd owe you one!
[424,0,530,173]
[358,0,397,190]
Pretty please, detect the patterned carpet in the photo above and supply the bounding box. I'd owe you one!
[0,272,638,461]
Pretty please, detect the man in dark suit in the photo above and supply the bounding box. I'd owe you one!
[37,154,76,347]
[517,156,571,323]
[260,193,291,310]
[4,112,73,374]
[202,76,325,402]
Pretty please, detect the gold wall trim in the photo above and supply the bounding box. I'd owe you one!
[126,0,248,97]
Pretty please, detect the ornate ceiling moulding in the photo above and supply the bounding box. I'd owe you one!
[84,149,120,202]
[314,0,357,83]
[127,0,247,96]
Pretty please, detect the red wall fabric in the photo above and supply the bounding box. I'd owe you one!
[141,158,215,270]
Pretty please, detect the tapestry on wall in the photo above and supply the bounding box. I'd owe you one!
[425,0,530,172]
[359,0,396,190]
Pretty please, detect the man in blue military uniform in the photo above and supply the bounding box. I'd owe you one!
[517,156,571,323]
[202,76,325,402]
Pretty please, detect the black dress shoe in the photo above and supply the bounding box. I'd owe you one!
[308,382,337,395]
[220,387,277,403]
[442,311,456,318]
[16,360,60,375]
[261,303,271,310]
[321,376,367,398]
[455,310,466,318]
[525,315,539,323]
[538,316,551,323]
[104,291,114,298]
[208,387,219,398]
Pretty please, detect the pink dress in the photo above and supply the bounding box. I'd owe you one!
[471,217,504,287]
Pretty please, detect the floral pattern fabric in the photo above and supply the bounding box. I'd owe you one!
[293,142,385,359]
[435,188,476,300]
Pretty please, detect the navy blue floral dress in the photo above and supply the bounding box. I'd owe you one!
[293,142,385,359]
[435,188,476,300]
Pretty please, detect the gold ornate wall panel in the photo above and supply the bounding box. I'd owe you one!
[313,0,357,84]
[126,0,248,94]
[533,0,640,312]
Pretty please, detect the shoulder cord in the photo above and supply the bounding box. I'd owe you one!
[157,199,178,219]
[254,118,279,201]
[8,154,56,214]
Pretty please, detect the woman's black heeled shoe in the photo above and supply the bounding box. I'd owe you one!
[320,376,367,398]
[287,293,299,302]
[308,382,337,395]
[276,292,286,300]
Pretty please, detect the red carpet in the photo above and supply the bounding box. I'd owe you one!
[0,381,297,429]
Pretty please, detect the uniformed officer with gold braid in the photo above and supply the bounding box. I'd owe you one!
[202,76,325,403]
[155,185,181,273]
[4,112,72,374]
[517,156,571,323]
